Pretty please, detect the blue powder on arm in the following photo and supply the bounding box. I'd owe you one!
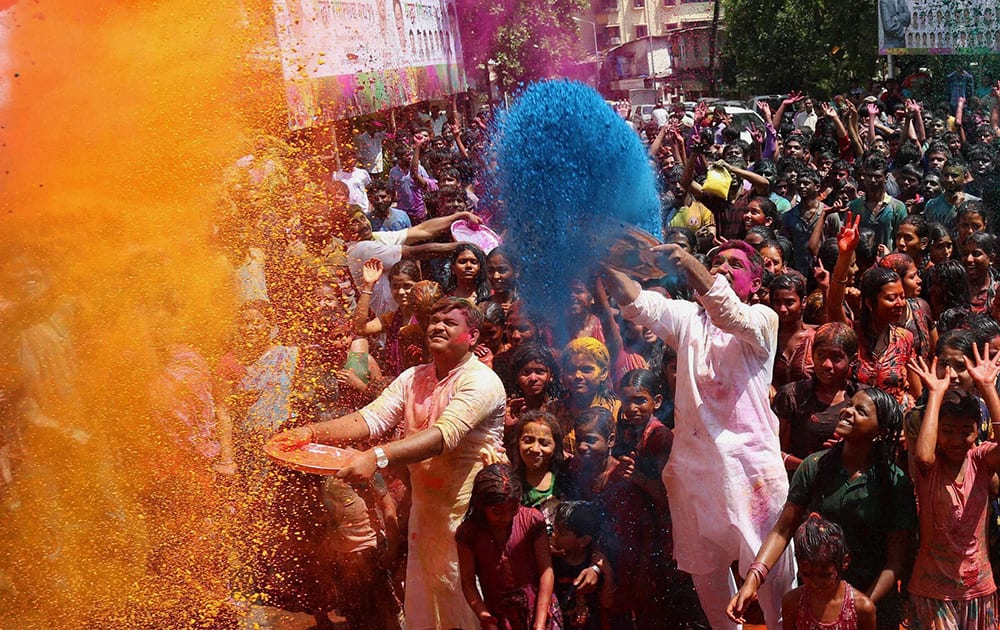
[494,80,662,313]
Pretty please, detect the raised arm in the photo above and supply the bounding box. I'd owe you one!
[721,159,770,195]
[410,135,431,188]
[907,355,951,471]
[772,92,804,129]
[353,258,387,336]
[826,212,861,324]
[819,101,849,142]
[405,211,481,243]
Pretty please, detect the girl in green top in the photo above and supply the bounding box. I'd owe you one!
[512,411,566,528]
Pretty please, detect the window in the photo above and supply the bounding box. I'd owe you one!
[602,0,618,11]
[635,24,648,38]
[633,0,645,7]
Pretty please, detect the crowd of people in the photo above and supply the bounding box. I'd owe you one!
[7,79,1000,630]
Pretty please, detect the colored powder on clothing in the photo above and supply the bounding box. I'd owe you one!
[494,80,661,318]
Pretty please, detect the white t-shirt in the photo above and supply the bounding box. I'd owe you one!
[333,168,373,212]
[346,229,408,316]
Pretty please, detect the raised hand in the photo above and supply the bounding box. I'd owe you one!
[866,103,879,118]
[748,122,763,145]
[820,101,838,118]
[782,91,805,106]
[906,356,951,396]
[362,258,384,287]
[756,100,772,120]
[836,212,862,254]
[813,257,830,290]
[964,343,1000,389]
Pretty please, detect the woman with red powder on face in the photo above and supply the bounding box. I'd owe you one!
[827,213,920,410]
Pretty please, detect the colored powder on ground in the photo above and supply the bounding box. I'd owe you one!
[495,80,661,323]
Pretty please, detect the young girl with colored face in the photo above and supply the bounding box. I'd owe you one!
[907,347,1000,630]
[927,222,954,267]
[483,247,519,316]
[445,243,491,302]
[353,259,422,376]
[504,343,562,437]
[781,514,876,630]
[729,386,917,630]
[770,273,817,389]
[456,464,558,630]
[552,337,620,456]
[512,411,566,527]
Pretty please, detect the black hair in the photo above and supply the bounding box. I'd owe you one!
[969,314,1000,345]
[445,243,492,302]
[855,228,879,272]
[964,231,998,260]
[749,196,779,224]
[664,226,697,252]
[858,267,901,345]
[793,513,850,571]
[937,308,973,335]
[898,214,928,242]
[797,168,822,186]
[747,225,778,241]
[505,342,562,400]
[940,388,983,426]
[463,463,521,524]
[957,200,988,231]
[510,410,566,479]
[769,272,807,300]
[814,386,902,509]
[388,259,422,283]
[575,406,615,440]
[617,368,661,399]
[894,142,923,168]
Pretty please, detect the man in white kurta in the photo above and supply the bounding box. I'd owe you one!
[271,298,505,630]
[604,241,795,630]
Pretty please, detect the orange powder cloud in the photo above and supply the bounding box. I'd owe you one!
[0,0,286,625]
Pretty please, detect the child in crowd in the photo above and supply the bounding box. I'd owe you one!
[551,501,615,630]
[456,464,559,630]
[908,348,1000,630]
[511,411,566,526]
[613,369,672,512]
[781,513,876,630]
[552,337,620,455]
[567,407,667,628]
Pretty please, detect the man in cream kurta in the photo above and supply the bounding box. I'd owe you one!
[604,241,795,630]
[272,297,505,630]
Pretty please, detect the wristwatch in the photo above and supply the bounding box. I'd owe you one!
[373,446,390,469]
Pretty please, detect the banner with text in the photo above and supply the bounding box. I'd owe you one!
[272,0,467,127]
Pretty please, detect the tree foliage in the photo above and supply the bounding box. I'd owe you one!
[721,0,879,95]
[456,0,587,93]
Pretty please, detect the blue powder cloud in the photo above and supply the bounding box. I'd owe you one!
[495,80,661,324]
